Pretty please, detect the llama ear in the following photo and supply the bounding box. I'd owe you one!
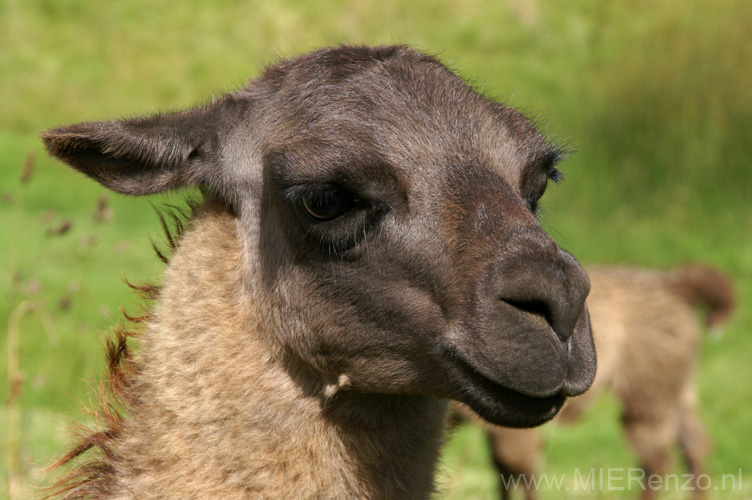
[43,104,223,196]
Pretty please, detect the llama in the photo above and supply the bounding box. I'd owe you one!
[43,45,597,499]
[452,264,735,500]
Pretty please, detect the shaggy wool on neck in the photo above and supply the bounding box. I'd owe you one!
[49,199,448,500]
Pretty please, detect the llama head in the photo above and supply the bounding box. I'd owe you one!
[44,45,595,427]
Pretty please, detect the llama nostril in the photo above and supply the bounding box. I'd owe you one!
[501,298,552,326]
[500,297,573,342]
[488,240,589,344]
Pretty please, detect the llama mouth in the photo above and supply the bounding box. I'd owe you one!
[441,347,566,428]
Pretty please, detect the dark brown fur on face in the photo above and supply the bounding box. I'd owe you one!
[453,264,735,500]
[43,45,595,499]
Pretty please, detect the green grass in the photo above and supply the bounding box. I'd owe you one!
[2,0,751,498]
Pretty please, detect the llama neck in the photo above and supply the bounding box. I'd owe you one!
[113,204,447,499]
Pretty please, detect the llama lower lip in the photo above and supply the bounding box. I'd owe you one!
[442,347,566,427]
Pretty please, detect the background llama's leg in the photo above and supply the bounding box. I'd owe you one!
[622,407,678,500]
[678,385,712,500]
[486,426,541,500]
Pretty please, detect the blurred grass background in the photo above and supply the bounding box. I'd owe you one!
[1,0,750,498]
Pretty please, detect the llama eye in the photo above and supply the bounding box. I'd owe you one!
[301,188,356,221]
